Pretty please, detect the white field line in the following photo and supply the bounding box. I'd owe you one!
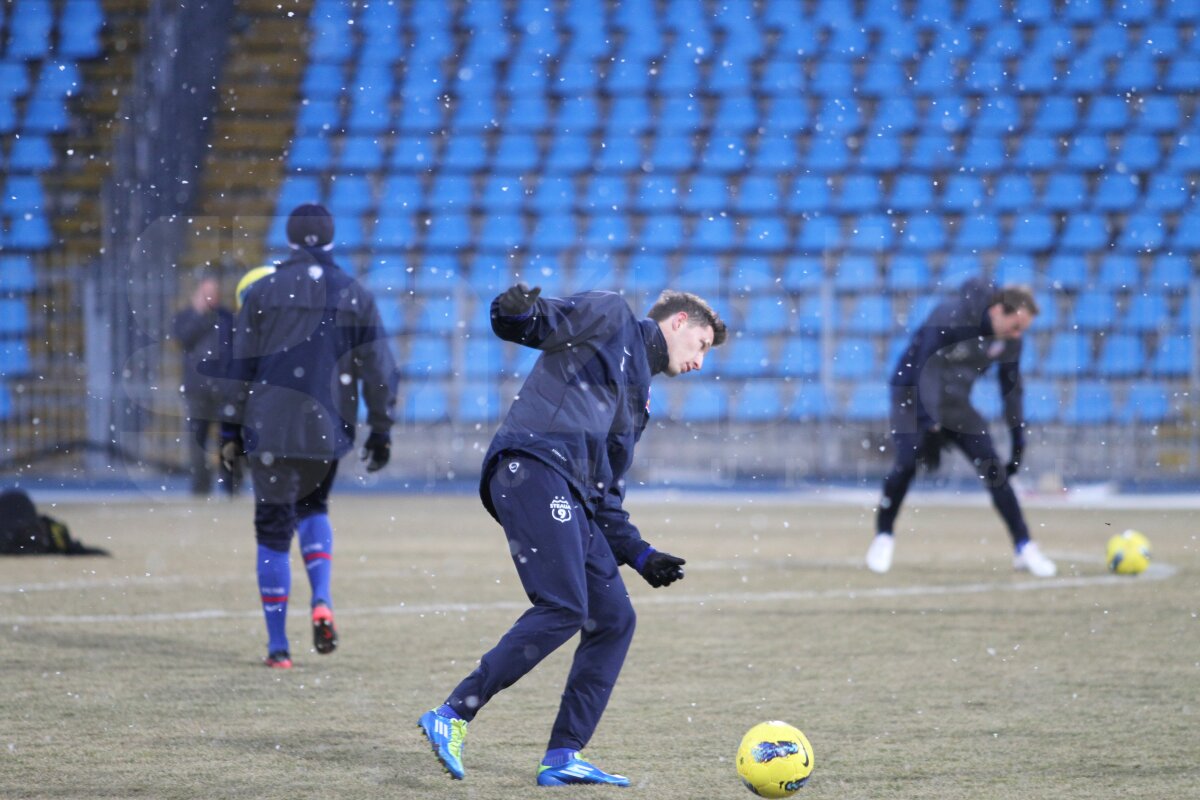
[5,560,1176,627]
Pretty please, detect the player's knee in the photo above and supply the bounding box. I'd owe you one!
[584,596,636,640]
[256,530,290,552]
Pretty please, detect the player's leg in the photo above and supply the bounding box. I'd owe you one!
[538,522,634,786]
[421,458,590,779]
[869,387,921,572]
[250,456,302,666]
[296,460,338,654]
[947,427,1056,577]
[184,402,213,496]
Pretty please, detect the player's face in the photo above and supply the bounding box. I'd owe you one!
[661,313,715,376]
[989,305,1035,340]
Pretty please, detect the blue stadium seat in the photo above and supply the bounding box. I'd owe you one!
[1124,292,1169,332]
[735,175,782,214]
[777,335,820,379]
[677,383,728,423]
[835,174,881,213]
[1116,132,1161,172]
[288,137,332,171]
[1008,213,1056,252]
[845,215,894,254]
[796,216,840,251]
[1148,255,1191,291]
[1151,334,1193,377]
[901,215,946,252]
[940,254,982,287]
[844,383,889,422]
[1165,56,1200,93]
[831,338,877,380]
[805,136,850,173]
[0,255,36,292]
[6,214,52,249]
[478,213,525,251]
[502,94,550,133]
[1041,173,1087,212]
[0,298,30,335]
[424,213,472,251]
[583,215,631,249]
[960,134,1006,173]
[752,133,800,172]
[1064,134,1109,171]
[733,382,784,422]
[995,255,1035,286]
[786,176,829,214]
[0,337,31,376]
[741,217,789,253]
[1144,173,1189,212]
[1062,381,1113,425]
[991,174,1034,213]
[788,383,832,421]
[887,255,930,291]
[1137,95,1180,133]
[428,174,473,209]
[1033,291,1059,329]
[529,212,576,251]
[530,175,575,213]
[1045,254,1089,290]
[941,175,984,213]
[681,174,729,212]
[595,136,643,174]
[692,215,736,251]
[1014,134,1060,170]
[1072,290,1115,330]
[1170,210,1200,250]
[845,296,894,334]
[701,133,749,173]
[492,134,540,171]
[1032,96,1078,134]
[480,174,526,211]
[858,133,902,172]
[1092,174,1139,212]
[1023,380,1060,425]
[544,134,592,173]
[907,133,954,171]
[1118,212,1166,252]
[782,257,824,292]
[724,339,774,377]
[1014,55,1058,94]
[1059,213,1109,251]
[955,214,1001,251]
[1097,255,1140,289]
[1041,331,1092,376]
[970,379,1002,421]
[405,382,451,423]
[889,175,934,213]
[641,214,685,250]
[1097,333,1143,377]
[581,175,630,212]
[832,256,878,291]
[1117,383,1172,424]
[458,381,501,423]
[647,134,695,172]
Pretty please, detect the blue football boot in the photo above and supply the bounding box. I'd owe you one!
[536,753,630,787]
[417,709,468,780]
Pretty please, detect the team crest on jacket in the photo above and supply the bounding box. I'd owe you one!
[550,496,572,523]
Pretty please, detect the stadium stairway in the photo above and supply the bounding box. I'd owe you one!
[182,0,313,271]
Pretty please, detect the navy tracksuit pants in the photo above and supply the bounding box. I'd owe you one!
[877,387,1030,546]
[447,457,636,752]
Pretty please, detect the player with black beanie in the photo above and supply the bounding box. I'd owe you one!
[222,203,398,668]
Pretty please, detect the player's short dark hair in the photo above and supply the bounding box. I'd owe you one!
[647,290,728,346]
[992,285,1039,317]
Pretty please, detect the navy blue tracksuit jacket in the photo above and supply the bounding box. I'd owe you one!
[481,290,668,567]
[228,249,397,460]
[890,276,1025,435]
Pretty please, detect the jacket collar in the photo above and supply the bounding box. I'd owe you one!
[642,319,669,375]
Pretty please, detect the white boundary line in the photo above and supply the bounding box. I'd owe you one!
[6,561,1176,626]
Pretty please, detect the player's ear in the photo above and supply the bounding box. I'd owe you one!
[674,311,689,329]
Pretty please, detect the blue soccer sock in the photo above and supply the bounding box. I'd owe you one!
[298,513,333,608]
[436,703,464,721]
[542,748,578,767]
[257,544,291,654]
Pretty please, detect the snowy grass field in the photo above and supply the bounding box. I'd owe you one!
[2,493,1197,800]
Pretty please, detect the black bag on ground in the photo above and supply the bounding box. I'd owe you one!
[0,489,110,556]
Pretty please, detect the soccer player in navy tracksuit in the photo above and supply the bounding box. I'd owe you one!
[419,285,727,786]
[222,204,398,668]
[865,277,1057,578]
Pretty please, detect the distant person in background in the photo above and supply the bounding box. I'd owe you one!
[866,278,1056,578]
[173,269,238,497]
[418,285,727,786]
[222,204,397,669]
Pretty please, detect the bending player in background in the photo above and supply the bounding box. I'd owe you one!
[223,204,398,668]
[866,278,1057,578]
[419,285,726,786]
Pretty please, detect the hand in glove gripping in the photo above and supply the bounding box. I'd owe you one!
[496,282,541,317]
[637,548,687,588]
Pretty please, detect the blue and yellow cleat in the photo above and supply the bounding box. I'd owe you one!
[536,754,630,787]
[417,709,467,780]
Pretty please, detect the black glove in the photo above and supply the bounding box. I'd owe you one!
[496,282,541,317]
[219,424,245,474]
[1006,428,1026,477]
[638,549,686,588]
[360,430,390,472]
[917,427,948,473]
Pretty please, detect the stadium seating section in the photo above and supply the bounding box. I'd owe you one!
[267,0,1199,427]
[0,0,105,417]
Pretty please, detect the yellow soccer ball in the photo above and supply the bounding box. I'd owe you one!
[1106,529,1151,575]
[236,264,276,309]
[736,721,814,797]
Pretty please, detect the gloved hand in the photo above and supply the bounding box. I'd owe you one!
[917,426,948,473]
[496,282,541,317]
[360,430,390,472]
[1006,427,1026,477]
[219,424,245,473]
[637,548,686,588]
